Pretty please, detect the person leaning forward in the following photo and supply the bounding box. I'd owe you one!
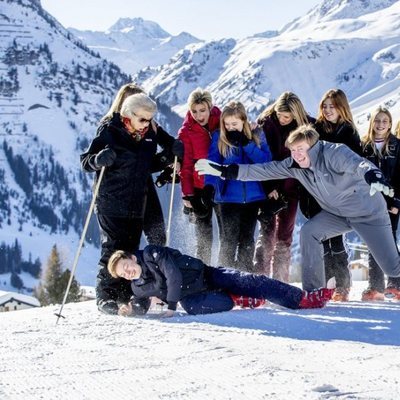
[195,124,400,291]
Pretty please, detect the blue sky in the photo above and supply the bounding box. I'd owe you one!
[41,0,322,40]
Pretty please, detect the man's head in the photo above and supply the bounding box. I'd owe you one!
[285,124,319,168]
[107,250,142,280]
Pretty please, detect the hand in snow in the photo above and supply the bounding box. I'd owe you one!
[118,303,133,317]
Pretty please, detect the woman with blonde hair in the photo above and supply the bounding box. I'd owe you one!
[361,106,400,301]
[254,92,314,282]
[178,88,221,264]
[300,88,361,302]
[206,101,271,270]
[80,85,183,315]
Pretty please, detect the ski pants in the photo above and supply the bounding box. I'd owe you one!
[180,265,304,315]
[300,209,400,291]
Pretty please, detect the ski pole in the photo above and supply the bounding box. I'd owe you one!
[165,156,178,246]
[55,166,105,324]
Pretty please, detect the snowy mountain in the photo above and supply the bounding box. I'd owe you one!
[1,282,400,399]
[69,18,200,74]
[136,0,400,128]
[0,0,183,291]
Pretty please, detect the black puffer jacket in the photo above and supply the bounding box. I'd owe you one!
[315,121,362,155]
[80,113,175,218]
[132,245,206,311]
[362,134,400,206]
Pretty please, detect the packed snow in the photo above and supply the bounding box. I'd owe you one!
[1,282,399,400]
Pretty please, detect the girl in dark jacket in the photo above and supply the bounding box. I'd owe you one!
[80,90,182,315]
[255,92,314,282]
[361,106,400,301]
[206,101,271,271]
[300,89,361,302]
[178,88,221,264]
[107,245,335,317]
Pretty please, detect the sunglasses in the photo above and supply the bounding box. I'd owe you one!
[132,112,152,124]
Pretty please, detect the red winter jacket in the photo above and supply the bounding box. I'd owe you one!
[178,106,221,196]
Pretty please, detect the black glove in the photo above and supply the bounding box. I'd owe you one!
[183,194,210,219]
[172,139,184,158]
[97,299,119,315]
[155,165,181,187]
[131,297,151,316]
[226,130,250,147]
[364,169,394,197]
[201,185,215,205]
[258,194,288,224]
[386,196,400,210]
[94,147,116,168]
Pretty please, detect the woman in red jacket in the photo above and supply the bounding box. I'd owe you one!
[178,88,221,264]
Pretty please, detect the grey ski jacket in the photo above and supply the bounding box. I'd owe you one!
[237,141,387,218]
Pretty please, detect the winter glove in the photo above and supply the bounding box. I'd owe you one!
[130,297,151,316]
[195,159,239,179]
[155,165,180,187]
[97,299,119,315]
[364,169,394,197]
[258,194,288,223]
[226,130,250,147]
[171,139,184,158]
[183,194,210,219]
[94,147,116,169]
[201,184,215,205]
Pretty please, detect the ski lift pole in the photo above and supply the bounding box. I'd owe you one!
[55,166,105,324]
[165,156,178,246]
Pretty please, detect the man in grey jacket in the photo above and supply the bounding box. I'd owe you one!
[195,124,400,292]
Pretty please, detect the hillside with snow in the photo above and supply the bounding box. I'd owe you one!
[0,0,184,292]
[1,282,399,400]
[2,0,400,295]
[70,18,200,74]
[136,0,400,129]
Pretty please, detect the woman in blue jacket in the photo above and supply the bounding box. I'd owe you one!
[206,101,271,271]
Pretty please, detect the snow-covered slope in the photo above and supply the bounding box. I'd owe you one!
[70,18,200,74]
[1,282,399,399]
[0,0,183,291]
[137,0,400,129]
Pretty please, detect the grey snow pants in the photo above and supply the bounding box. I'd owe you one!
[300,210,400,291]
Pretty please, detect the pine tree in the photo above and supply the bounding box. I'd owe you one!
[35,244,81,305]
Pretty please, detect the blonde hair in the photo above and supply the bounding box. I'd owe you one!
[258,91,309,126]
[362,106,393,156]
[285,124,319,148]
[120,93,157,119]
[187,88,213,110]
[107,250,132,279]
[102,83,144,122]
[218,101,259,158]
[317,89,356,132]
[395,120,400,139]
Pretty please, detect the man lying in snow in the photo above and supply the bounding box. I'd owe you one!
[106,245,335,317]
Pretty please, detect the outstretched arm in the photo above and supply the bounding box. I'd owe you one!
[195,158,292,181]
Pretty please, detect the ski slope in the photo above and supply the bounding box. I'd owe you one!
[1,282,399,400]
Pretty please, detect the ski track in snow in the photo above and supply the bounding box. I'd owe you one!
[1,283,400,400]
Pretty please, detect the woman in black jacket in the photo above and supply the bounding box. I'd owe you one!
[299,89,361,302]
[107,245,335,317]
[361,106,400,301]
[80,90,183,315]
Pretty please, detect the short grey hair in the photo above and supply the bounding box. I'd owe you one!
[120,93,157,119]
